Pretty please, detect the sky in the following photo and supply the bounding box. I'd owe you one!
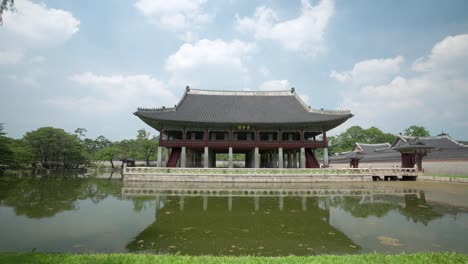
[1,0,468,141]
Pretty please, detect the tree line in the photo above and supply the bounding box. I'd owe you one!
[0,124,431,171]
[0,125,160,171]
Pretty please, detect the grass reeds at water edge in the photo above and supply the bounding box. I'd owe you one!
[0,253,467,264]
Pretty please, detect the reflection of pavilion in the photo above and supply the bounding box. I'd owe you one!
[123,181,466,255]
[126,194,360,255]
[123,182,420,255]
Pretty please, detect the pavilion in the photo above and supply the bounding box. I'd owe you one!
[134,87,353,168]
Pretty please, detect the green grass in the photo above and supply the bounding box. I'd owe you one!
[0,253,467,264]
[424,174,468,178]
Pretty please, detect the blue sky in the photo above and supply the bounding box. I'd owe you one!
[1,0,467,141]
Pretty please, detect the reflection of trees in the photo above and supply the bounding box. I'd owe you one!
[131,197,156,212]
[126,196,360,255]
[398,193,443,226]
[329,196,399,218]
[0,176,123,218]
[330,192,457,226]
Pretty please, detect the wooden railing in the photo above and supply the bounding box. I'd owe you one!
[161,139,327,149]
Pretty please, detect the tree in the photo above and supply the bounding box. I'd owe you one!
[74,128,87,140]
[0,123,15,171]
[82,135,112,161]
[95,145,122,168]
[328,126,397,155]
[136,129,157,166]
[403,126,430,137]
[0,0,14,25]
[23,127,87,169]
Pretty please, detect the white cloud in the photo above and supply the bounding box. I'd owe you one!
[412,34,468,73]
[258,80,291,90]
[165,39,256,89]
[330,56,404,85]
[44,73,177,114]
[236,0,334,55]
[335,34,468,137]
[135,0,211,31]
[0,50,24,64]
[1,0,80,49]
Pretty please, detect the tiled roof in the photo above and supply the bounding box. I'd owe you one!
[135,88,353,127]
[330,135,468,163]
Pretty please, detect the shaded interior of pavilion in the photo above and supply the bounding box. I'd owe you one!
[156,129,329,168]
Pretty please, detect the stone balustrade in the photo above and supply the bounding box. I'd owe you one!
[122,166,418,182]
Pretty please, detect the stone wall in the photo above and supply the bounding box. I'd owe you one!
[330,160,468,176]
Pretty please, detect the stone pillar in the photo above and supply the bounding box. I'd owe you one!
[228,194,232,211]
[157,146,162,167]
[293,151,298,168]
[323,148,329,168]
[278,148,284,168]
[272,152,278,168]
[181,146,186,168]
[300,147,306,168]
[228,147,233,168]
[254,147,259,168]
[204,146,209,168]
[163,147,169,167]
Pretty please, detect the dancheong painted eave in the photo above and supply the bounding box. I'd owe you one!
[134,87,353,130]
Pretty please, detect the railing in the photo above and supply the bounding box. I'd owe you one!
[123,166,418,177]
[161,139,327,149]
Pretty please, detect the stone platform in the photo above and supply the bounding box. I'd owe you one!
[122,166,418,183]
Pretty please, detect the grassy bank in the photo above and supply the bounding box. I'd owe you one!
[424,174,468,178]
[0,253,467,264]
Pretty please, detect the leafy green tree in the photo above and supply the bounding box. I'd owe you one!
[403,125,430,137]
[115,139,138,160]
[83,135,112,161]
[136,129,158,166]
[23,127,87,169]
[95,145,122,168]
[328,126,396,155]
[74,128,87,141]
[0,0,14,25]
[7,138,35,168]
[0,123,15,171]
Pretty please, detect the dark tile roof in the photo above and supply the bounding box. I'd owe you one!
[135,89,353,127]
[393,136,468,160]
[330,136,468,163]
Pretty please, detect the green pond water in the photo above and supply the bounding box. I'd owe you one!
[0,171,468,256]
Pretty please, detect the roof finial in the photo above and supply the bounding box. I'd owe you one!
[186,86,190,92]
[291,87,295,93]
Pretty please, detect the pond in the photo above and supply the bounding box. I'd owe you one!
[0,171,467,255]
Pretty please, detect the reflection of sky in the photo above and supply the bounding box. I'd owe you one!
[330,207,468,253]
[0,197,154,253]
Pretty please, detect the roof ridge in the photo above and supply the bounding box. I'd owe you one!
[188,88,294,96]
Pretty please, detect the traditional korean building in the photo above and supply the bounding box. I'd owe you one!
[134,87,353,168]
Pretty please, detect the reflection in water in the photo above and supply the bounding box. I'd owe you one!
[126,195,360,255]
[122,181,467,255]
[0,175,467,255]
